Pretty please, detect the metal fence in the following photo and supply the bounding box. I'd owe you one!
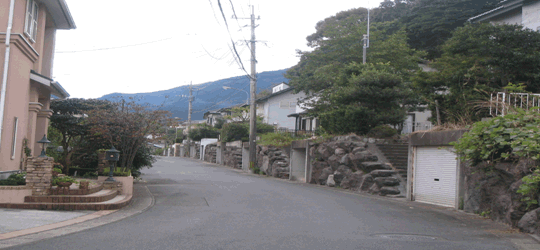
[490,92,540,116]
[400,122,433,134]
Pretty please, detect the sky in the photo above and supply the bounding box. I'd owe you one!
[53,0,384,99]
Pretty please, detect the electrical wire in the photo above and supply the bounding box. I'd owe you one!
[56,37,175,53]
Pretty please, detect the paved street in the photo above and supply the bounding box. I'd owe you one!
[6,157,535,250]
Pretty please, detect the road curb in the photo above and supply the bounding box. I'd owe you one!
[0,183,155,249]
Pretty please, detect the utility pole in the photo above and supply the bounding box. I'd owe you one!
[234,5,259,170]
[363,8,370,64]
[186,82,193,157]
[248,5,258,171]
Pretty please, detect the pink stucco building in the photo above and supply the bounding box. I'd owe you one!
[0,0,75,176]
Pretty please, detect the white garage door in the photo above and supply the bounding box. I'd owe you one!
[414,146,457,208]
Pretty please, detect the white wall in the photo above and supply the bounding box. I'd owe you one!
[490,8,523,25]
[260,91,306,130]
[523,0,540,31]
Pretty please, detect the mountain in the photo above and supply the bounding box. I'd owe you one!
[99,69,289,121]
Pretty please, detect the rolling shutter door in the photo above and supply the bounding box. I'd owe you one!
[414,146,457,208]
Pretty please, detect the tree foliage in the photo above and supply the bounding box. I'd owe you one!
[313,63,412,135]
[414,23,540,124]
[86,99,171,170]
[49,98,112,172]
[188,124,220,141]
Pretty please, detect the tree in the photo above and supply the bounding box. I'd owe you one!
[313,63,412,134]
[86,99,172,171]
[49,98,112,173]
[286,20,423,97]
[402,0,499,59]
[414,23,540,124]
[188,124,220,141]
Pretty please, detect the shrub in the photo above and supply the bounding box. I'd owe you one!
[52,176,78,186]
[366,125,397,138]
[0,173,26,186]
[188,124,220,141]
[101,167,131,177]
[221,122,276,142]
[221,123,248,142]
[259,133,296,147]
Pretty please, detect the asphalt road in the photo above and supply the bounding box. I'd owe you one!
[7,157,529,250]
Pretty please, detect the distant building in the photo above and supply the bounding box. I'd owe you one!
[0,0,75,175]
[256,83,317,132]
[469,0,540,31]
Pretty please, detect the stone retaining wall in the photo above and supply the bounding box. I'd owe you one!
[204,143,217,163]
[309,135,406,196]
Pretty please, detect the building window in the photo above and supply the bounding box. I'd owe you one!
[11,117,18,160]
[24,0,39,42]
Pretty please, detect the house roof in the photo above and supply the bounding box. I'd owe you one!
[41,0,76,29]
[30,70,70,99]
[468,0,525,23]
[255,87,295,103]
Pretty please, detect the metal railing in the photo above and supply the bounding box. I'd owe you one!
[400,122,433,134]
[490,92,540,116]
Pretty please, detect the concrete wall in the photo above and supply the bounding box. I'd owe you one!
[290,146,308,182]
[0,186,32,203]
[98,176,133,196]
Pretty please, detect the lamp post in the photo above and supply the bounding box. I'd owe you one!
[223,86,249,105]
[105,146,120,182]
[37,135,51,157]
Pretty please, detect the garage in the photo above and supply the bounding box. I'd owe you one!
[413,146,458,208]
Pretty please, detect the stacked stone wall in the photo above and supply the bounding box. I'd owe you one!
[204,144,217,163]
[25,157,54,196]
[223,146,242,169]
[256,145,290,179]
[309,135,406,196]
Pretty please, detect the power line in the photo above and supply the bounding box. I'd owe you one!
[56,37,175,53]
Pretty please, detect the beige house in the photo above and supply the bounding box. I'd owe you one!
[469,0,540,30]
[0,0,75,177]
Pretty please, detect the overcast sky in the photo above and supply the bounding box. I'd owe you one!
[53,0,383,99]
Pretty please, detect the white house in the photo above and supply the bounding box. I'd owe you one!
[469,0,540,30]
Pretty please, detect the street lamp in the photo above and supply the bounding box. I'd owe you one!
[223,86,249,105]
[37,135,51,157]
[105,146,120,182]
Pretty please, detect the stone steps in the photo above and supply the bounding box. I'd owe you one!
[376,144,409,183]
[0,182,132,211]
[0,195,132,210]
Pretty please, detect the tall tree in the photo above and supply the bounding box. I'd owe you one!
[414,23,540,124]
[87,99,172,170]
[49,98,112,172]
[309,63,412,135]
[402,0,499,59]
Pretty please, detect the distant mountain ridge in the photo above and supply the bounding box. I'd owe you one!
[100,69,289,121]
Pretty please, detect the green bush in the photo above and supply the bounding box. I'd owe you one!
[452,109,540,210]
[0,173,26,186]
[52,176,78,186]
[101,167,131,177]
[154,148,164,156]
[188,124,220,141]
[69,167,96,176]
[221,122,276,142]
[82,172,98,178]
[221,123,248,142]
[366,125,397,138]
[452,109,540,166]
